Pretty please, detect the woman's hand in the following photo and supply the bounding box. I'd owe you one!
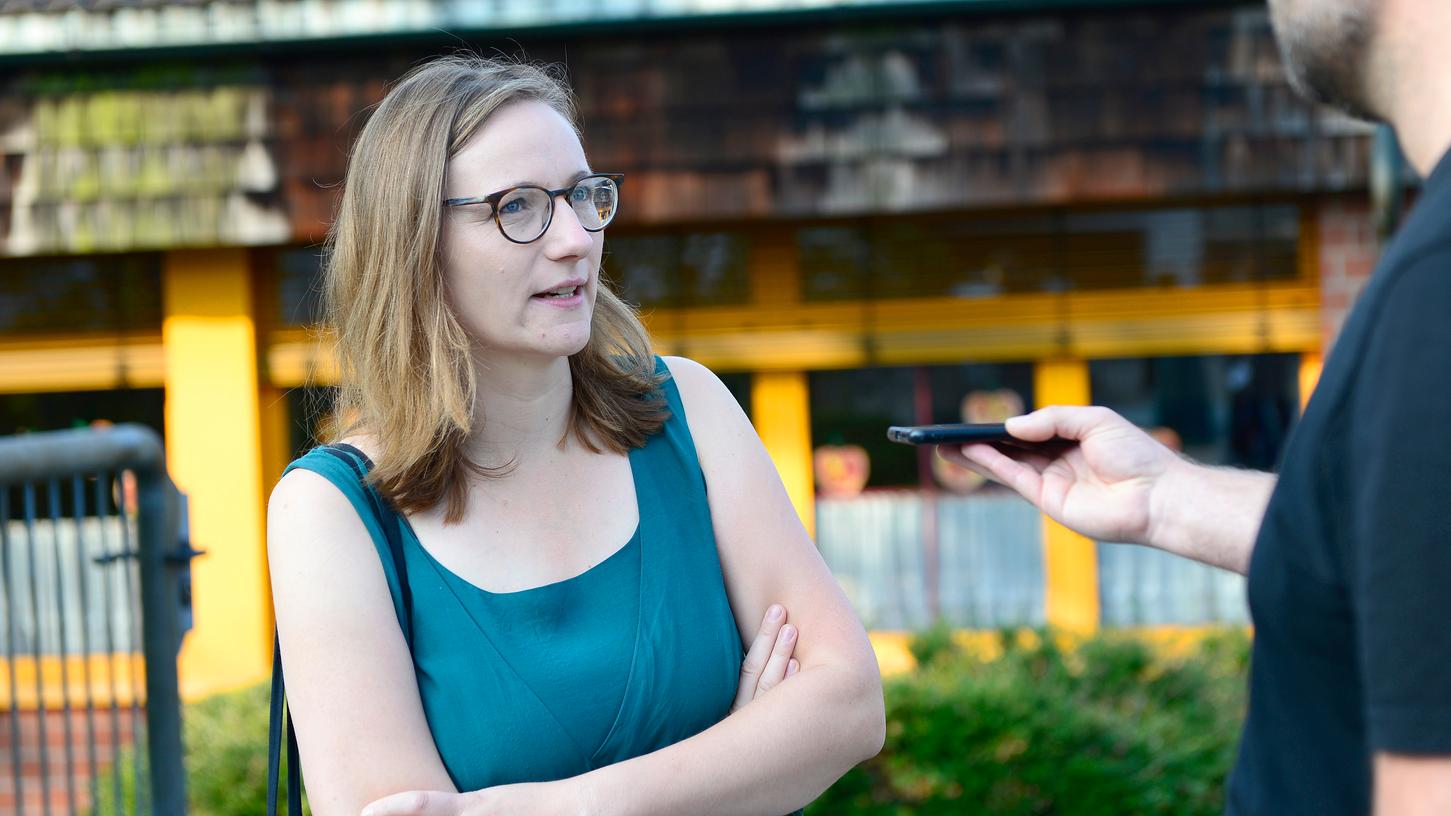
[731,603,800,713]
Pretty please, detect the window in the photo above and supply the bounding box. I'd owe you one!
[0,253,161,335]
[605,231,749,308]
[799,204,1300,302]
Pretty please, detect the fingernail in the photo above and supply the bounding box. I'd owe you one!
[781,624,796,641]
[768,604,783,621]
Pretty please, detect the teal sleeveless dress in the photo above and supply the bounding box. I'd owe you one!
[283,358,744,790]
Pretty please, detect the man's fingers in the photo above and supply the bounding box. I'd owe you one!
[732,603,785,711]
[937,445,997,480]
[754,623,797,697]
[1007,405,1119,442]
[957,442,1045,502]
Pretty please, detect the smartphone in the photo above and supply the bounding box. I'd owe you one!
[886,423,1017,445]
[886,423,1074,447]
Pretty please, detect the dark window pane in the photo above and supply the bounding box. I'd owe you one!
[800,204,1299,303]
[0,388,163,437]
[0,253,161,335]
[277,246,325,327]
[717,372,752,421]
[680,232,749,306]
[808,366,918,488]
[927,362,1034,424]
[606,234,678,308]
[605,231,750,309]
[286,385,336,459]
[1089,353,1299,470]
[800,226,869,302]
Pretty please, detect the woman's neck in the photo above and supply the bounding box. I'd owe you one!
[463,352,575,468]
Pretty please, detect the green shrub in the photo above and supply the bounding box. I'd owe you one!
[90,682,307,816]
[169,629,1248,815]
[184,681,309,816]
[907,619,963,670]
[808,628,1250,816]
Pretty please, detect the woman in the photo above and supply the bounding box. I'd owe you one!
[267,56,884,816]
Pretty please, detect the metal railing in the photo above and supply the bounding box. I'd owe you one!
[0,425,195,816]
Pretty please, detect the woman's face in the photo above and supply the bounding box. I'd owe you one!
[440,100,605,362]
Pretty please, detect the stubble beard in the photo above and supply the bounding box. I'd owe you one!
[1268,0,1384,122]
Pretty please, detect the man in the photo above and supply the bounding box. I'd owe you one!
[942,1,1451,813]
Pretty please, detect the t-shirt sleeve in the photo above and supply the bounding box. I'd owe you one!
[1351,247,1451,754]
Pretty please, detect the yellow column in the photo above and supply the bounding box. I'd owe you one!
[746,230,816,537]
[1299,351,1323,411]
[163,248,272,699]
[752,371,816,538]
[1034,358,1099,632]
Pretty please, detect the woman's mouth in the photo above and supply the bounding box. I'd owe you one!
[534,284,580,300]
[531,282,585,308]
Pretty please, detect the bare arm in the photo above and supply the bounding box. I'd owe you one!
[1375,754,1451,815]
[268,469,458,816]
[942,406,1275,575]
[1147,455,1275,575]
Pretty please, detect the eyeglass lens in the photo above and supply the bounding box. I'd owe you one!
[497,176,618,242]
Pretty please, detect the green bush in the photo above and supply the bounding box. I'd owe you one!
[170,629,1247,815]
[809,628,1250,816]
[184,681,309,816]
[91,682,307,816]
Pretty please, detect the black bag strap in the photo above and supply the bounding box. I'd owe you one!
[268,444,413,814]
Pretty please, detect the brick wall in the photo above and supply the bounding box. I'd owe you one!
[0,705,142,815]
[1317,197,1380,351]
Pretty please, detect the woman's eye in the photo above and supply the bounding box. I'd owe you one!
[500,198,527,214]
[570,186,589,202]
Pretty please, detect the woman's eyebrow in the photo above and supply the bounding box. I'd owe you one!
[490,169,593,191]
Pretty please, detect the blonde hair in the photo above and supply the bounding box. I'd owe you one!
[323,55,665,522]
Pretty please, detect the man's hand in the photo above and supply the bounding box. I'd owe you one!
[732,603,799,713]
[939,406,1272,574]
[938,406,1178,545]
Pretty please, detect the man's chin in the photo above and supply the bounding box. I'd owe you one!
[1272,0,1383,122]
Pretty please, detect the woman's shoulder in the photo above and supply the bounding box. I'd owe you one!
[659,356,740,414]
[656,356,754,458]
[271,436,380,533]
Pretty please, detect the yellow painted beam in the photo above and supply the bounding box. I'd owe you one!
[1035,358,1100,633]
[162,248,272,700]
[751,370,816,538]
[0,654,146,711]
[265,282,1322,388]
[0,334,164,394]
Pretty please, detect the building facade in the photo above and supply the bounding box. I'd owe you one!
[1,0,1394,702]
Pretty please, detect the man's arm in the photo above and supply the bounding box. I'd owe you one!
[1148,457,1276,575]
[942,406,1275,575]
[1375,754,1451,815]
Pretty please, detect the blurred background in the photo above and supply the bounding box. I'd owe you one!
[0,0,1411,812]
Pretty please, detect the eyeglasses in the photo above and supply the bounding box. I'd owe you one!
[443,173,623,244]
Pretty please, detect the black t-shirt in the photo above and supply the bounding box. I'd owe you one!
[1228,149,1451,815]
